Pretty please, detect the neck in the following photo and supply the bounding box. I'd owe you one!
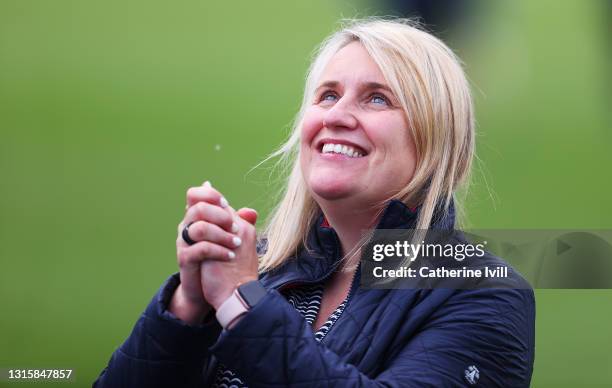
[317,198,384,270]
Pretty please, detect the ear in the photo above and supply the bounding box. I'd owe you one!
[237,207,258,226]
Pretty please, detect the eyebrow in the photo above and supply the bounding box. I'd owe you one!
[315,80,393,94]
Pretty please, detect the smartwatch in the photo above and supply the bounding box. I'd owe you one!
[216,280,267,329]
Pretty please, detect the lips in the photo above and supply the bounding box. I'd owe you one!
[321,143,364,157]
[316,138,368,158]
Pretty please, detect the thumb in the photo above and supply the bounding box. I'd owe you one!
[237,207,258,226]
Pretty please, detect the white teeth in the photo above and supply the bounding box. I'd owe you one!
[321,143,364,158]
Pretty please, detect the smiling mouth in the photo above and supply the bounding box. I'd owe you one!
[318,142,367,158]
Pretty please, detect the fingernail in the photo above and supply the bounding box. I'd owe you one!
[231,222,239,233]
[228,251,236,259]
[232,236,242,247]
[203,181,212,188]
[220,197,229,208]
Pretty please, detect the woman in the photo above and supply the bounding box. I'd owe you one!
[95,18,535,387]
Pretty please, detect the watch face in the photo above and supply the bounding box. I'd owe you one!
[238,280,267,307]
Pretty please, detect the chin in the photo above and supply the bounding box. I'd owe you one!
[308,177,357,201]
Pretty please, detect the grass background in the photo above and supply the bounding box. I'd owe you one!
[1,0,610,386]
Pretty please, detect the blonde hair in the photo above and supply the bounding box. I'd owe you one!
[258,18,475,272]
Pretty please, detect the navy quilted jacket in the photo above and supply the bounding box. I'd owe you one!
[94,200,535,387]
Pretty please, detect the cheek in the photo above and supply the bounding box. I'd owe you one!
[299,107,324,172]
[300,106,325,147]
[371,116,416,178]
[395,132,417,181]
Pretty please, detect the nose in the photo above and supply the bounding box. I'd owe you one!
[323,97,358,130]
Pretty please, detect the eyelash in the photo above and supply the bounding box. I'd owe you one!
[318,91,391,106]
[320,91,338,102]
[370,94,389,105]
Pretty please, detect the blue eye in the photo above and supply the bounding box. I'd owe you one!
[371,94,388,105]
[321,92,338,102]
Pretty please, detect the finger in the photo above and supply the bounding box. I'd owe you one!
[186,184,229,209]
[177,240,236,267]
[237,207,258,226]
[183,201,236,232]
[180,220,242,249]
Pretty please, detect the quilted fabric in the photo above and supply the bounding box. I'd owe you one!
[93,200,535,387]
[213,281,351,387]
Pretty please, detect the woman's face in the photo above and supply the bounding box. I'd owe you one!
[300,41,417,207]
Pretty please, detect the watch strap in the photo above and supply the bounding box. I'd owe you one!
[215,289,248,329]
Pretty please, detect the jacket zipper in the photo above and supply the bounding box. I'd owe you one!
[276,262,361,344]
[320,262,361,344]
[273,231,362,343]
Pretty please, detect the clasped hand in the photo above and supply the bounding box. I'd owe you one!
[171,181,259,324]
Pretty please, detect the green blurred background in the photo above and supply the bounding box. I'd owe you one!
[1,0,610,386]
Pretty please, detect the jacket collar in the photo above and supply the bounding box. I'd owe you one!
[260,198,456,290]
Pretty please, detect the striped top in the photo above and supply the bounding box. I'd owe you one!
[212,283,349,388]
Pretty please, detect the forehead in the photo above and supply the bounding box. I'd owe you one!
[320,41,386,83]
